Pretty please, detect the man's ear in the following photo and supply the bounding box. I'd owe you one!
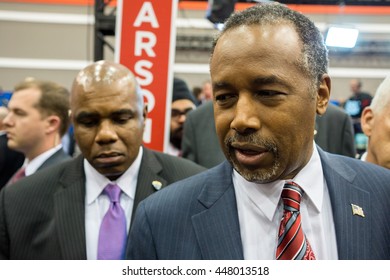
[361,107,374,137]
[316,74,331,116]
[45,115,61,134]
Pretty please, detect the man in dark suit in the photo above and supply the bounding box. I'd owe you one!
[0,61,205,260]
[2,79,71,184]
[127,4,390,260]
[182,101,225,168]
[315,102,356,158]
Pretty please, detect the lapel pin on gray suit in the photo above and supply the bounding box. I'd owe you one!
[351,204,365,218]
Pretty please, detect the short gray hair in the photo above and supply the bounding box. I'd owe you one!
[370,76,390,113]
[210,3,329,95]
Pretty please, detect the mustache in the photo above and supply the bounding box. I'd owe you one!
[224,133,278,152]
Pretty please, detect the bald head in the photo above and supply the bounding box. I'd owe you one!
[71,60,144,112]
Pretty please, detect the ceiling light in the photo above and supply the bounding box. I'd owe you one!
[325,26,359,48]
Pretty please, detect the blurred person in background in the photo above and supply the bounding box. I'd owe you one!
[168,77,197,156]
[0,106,24,189]
[3,79,71,185]
[361,75,390,169]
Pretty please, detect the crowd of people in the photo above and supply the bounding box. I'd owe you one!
[1,3,390,260]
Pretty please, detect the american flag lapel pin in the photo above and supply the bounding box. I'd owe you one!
[351,204,365,218]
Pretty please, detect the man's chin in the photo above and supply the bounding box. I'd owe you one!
[98,168,125,181]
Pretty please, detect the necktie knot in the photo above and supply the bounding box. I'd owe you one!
[103,183,121,203]
[281,182,303,212]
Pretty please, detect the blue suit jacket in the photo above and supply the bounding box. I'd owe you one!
[127,147,390,260]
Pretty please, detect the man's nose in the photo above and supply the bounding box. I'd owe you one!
[230,94,261,134]
[95,120,119,144]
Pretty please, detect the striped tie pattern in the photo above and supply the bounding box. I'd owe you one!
[276,182,316,260]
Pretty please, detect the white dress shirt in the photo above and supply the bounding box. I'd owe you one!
[24,144,63,176]
[84,147,143,260]
[234,144,338,259]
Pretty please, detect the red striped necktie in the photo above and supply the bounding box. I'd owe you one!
[276,182,316,260]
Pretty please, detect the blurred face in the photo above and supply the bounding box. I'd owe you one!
[170,99,195,149]
[350,79,360,94]
[361,105,390,169]
[3,88,48,159]
[202,82,213,100]
[211,24,329,183]
[71,77,146,181]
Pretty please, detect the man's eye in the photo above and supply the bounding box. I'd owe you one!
[13,109,27,117]
[215,93,235,102]
[78,118,97,127]
[114,115,132,124]
[256,90,282,97]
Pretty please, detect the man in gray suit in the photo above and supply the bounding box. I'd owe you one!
[127,3,390,260]
[0,61,205,259]
[2,79,71,184]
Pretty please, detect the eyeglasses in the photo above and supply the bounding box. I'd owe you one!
[171,108,194,120]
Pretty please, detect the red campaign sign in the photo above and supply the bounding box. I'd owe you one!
[115,0,177,152]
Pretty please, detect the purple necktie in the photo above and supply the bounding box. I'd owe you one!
[97,183,127,260]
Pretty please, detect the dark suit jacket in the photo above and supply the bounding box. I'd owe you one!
[182,101,225,168]
[315,103,356,157]
[0,134,24,189]
[127,147,390,260]
[0,148,205,259]
[37,148,71,171]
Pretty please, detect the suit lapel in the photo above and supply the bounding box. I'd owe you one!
[53,156,87,259]
[132,148,167,222]
[38,148,70,171]
[319,148,370,260]
[192,162,244,259]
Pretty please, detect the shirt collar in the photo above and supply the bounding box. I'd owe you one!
[233,144,324,222]
[85,146,143,205]
[25,144,63,176]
